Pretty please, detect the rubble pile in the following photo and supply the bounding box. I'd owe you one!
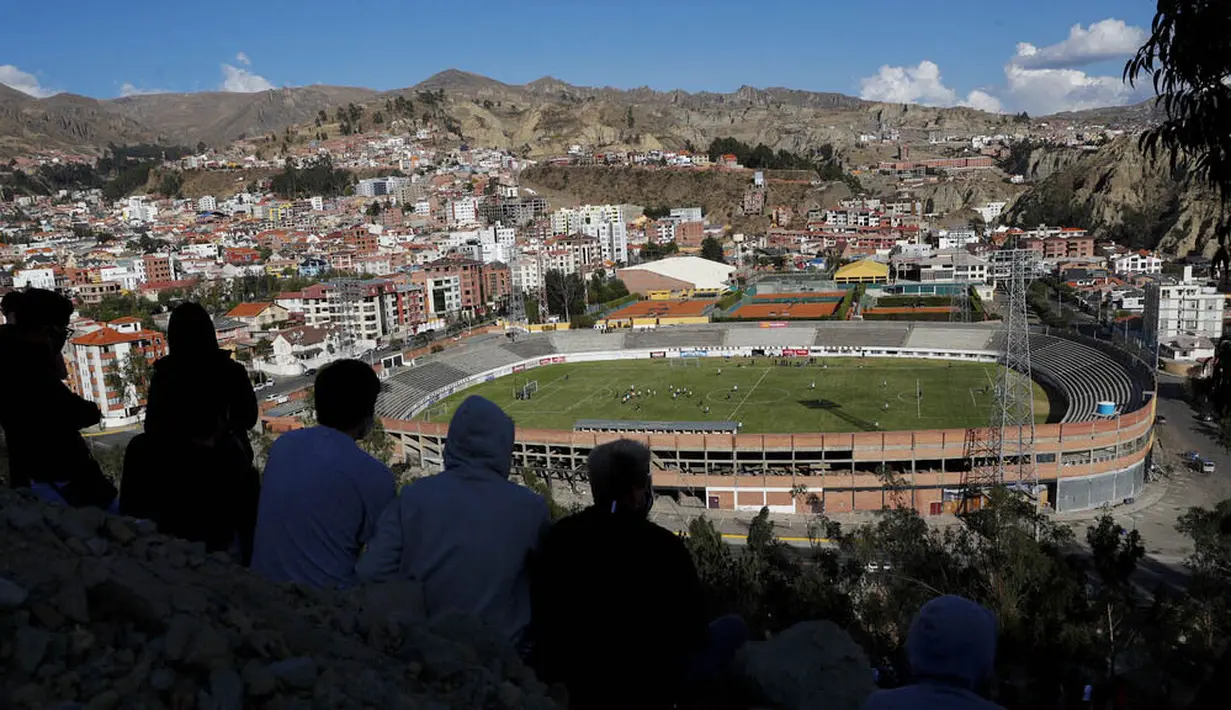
[0,488,559,710]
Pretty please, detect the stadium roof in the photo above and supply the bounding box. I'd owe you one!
[574,419,739,433]
[620,256,735,291]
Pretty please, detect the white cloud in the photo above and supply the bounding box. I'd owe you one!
[220,63,274,93]
[119,82,170,97]
[1003,64,1148,115]
[1012,19,1146,70]
[0,64,56,98]
[859,61,1002,113]
[961,90,1003,114]
[236,51,251,66]
[856,17,1153,115]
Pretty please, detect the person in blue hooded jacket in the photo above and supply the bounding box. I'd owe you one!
[356,395,551,646]
[862,595,1003,710]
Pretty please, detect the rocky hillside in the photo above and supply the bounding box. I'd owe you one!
[521,165,853,231]
[1004,137,1223,257]
[0,487,560,709]
[0,85,157,157]
[1,69,1153,160]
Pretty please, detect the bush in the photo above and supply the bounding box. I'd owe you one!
[430,344,444,353]
[716,290,744,311]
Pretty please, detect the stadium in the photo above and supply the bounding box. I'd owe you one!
[375,321,1156,515]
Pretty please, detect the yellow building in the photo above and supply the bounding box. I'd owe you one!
[834,258,890,285]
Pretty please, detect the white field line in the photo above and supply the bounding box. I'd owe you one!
[726,368,771,421]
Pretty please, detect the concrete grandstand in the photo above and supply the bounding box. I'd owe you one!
[376,322,1156,516]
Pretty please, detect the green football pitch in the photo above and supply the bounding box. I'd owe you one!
[419,357,1052,434]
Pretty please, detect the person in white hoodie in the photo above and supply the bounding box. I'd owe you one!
[356,395,550,646]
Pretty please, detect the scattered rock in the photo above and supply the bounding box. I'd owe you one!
[0,575,28,608]
[14,626,51,674]
[734,620,877,710]
[268,657,318,690]
[0,487,562,709]
[208,668,244,710]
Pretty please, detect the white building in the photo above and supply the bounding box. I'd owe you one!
[197,195,217,212]
[1111,251,1163,276]
[13,267,55,290]
[973,201,1007,224]
[1143,268,1226,343]
[447,197,480,226]
[670,207,703,223]
[511,252,545,294]
[425,275,462,317]
[122,196,157,224]
[67,318,166,428]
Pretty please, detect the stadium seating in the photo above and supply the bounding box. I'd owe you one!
[904,325,997,351]
[724,325,817,348]
[445,347,522,376]
[376,361,471,418]
[1028,334,1135,423]
[551,330,627,353]
[501,336,559,360]
[813,322,911,348]
[624,328,727,349]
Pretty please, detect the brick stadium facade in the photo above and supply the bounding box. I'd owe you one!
[377,323,1156,515]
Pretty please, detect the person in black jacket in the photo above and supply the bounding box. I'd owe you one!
[530,439,748,710]
[120,302,260,561]
[0,289,116,508]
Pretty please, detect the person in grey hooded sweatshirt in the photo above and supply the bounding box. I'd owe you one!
[356,395,550,645]
[861,594,1003,710]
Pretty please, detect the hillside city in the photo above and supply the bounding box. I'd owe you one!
[2,11,1231,705]
[0,100,1222,430]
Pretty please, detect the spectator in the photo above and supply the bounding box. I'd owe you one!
[251,359,395,589]
[120,302,260,562]
[861,595,1003,710]
[1,290,20,325]
[530,438,748,710]
[0,289,116,509]
[357,395,549,644]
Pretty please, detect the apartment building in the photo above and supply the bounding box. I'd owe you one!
[446,197,480,226]
[423,257,483,313]
[76,281,122,305]
[1111,251,1163,275]
[67,318,167,427]
[424,275,462,318]
[1143,269,1226,344]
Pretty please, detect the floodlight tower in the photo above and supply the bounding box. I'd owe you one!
[950,251,973,324]
[962,248,1037,508]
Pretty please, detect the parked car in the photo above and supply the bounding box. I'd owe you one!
[1155,415,1167,425]
[305,368,317,376]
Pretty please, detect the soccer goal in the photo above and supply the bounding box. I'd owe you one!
[670,358,701,368]
[423,403,448,421]
[517,380,539,400]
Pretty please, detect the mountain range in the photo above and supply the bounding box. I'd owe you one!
[0,69,1159,159]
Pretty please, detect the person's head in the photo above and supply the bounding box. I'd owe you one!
[9,288,74,349]
[905,595,998,693]
[313,359,381,438]
[588,438,653,516]
[167,302,219,357]
[443,395,515,477]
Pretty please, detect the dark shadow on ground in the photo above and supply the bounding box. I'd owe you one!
[797,399,878,432]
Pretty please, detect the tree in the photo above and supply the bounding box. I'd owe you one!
[700,236,725,263]
[196,141,207,153]
[1086,514,1147,681]
[372,111,384,125]
[1126,2,1231,247]
[366,201,383,217]
[625,106,635,130]
[359,418,395,466]
[544,269,585,323]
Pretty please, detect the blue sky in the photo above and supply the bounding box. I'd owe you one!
[1,0,1159,114]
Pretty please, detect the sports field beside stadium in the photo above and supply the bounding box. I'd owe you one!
[419,357,1052,433]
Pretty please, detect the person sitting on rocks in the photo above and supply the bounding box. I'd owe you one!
[529,439,748,710]
[861,594,1003,710]
[251,359,395,589]
[357,395,550,647]
[0,289,117,510]
[120,302,260,563]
